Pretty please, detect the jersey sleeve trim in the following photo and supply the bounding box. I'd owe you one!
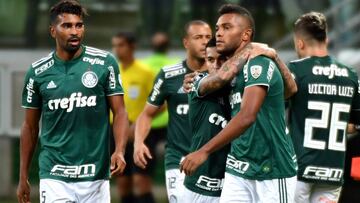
[195,75,208,98]
[21,105,40,109]
[106,92,124,96]
[146,101,161,107]
[244,83,270,91]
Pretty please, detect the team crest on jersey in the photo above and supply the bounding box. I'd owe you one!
[82,71,98,88]
[250,65,262,79]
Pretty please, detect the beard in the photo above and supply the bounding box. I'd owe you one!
[63,36,82,53]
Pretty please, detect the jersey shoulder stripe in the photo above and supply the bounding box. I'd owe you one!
[85,46,108,58]
[162,62,183,72]
[31,52,53,68]
[85,46,109,54]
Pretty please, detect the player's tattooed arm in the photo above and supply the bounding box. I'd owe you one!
[108,95,129,176]
[17,109,41,203]
[273,54,298,99]
[180,86,267,175]
[196,42,279,96]
[197,45,252,96]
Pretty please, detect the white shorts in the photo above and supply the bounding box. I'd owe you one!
[165,168,185,203]
[39,179,110,203]
[220,172,296,203]
[183,187,220,203]
[294,180,342,203]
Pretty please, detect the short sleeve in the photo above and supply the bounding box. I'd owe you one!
[105,54,124,96]
[22,67,41,109]
[147,69,167,106]
[350,79,360,124]
[244,56,276,89]
[193,73,208,98]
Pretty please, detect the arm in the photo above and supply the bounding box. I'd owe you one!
[197,51,249,96]
[108,95,129,176]
[133,104,162,169]
[180,85,267,175]
[196,42,277,96]
[273,54,298,99]
[17,108,41,203]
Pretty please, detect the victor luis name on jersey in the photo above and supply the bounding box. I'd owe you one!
[50,163,96,178]
[302,165,343,182]
[48,92,97,112]
[196,175,224,192]
[308,84,354,97]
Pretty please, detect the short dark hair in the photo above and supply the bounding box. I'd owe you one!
[218,4,255,40]
[50,0,87,24]
[114,32,137,45]
[183,20,209,37]
[294,11,327,42]
[206,37,216,48]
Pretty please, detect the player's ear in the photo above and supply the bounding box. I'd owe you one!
[299,39,305,50]
[325,37,329,46]
[183,37,189,49]
[49,25,56,38]
[242,28,252,42]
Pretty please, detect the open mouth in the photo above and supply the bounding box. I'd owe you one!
[68,38,80,46]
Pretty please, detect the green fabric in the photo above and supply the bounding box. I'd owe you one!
[226,55,297,180]
[143,54,179,128]
[184,72,231,196]
[22,45,123,182]
[147,61,192,169]
[288,55,360,185]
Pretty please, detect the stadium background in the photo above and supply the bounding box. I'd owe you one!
[0,0,359,202]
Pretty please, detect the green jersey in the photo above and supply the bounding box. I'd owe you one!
[288,55,360,185]
[226,55,297,180]
[143,53,179,128]
[21,45,124,182]
[147,61,192,169]
[184,72,231,197]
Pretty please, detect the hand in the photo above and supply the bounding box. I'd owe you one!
[182,72,198,93]
[249,42,276,59]
[133,142,152,169]
[17,179,31,203]
[180,150,209,176]
[110,151,126,177]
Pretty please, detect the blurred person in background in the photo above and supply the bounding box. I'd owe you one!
[287,12,360,203]
[133,20,212,203]
[111,32,156,203]
[17,1,128,203]
[142,32,180,193]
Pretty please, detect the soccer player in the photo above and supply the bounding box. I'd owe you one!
[287,12,360,203]
[183,37,230,203]
[111,32,156,203]
[180,4,298,202]
[16,1,128,203]
[133,20,212,202]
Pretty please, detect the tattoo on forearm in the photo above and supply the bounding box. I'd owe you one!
[199,75,227,96]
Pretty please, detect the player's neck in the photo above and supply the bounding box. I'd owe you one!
[303,46,328,58]
[56,46,83,61]
[186,56,205,72]
[228,41,251,58]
